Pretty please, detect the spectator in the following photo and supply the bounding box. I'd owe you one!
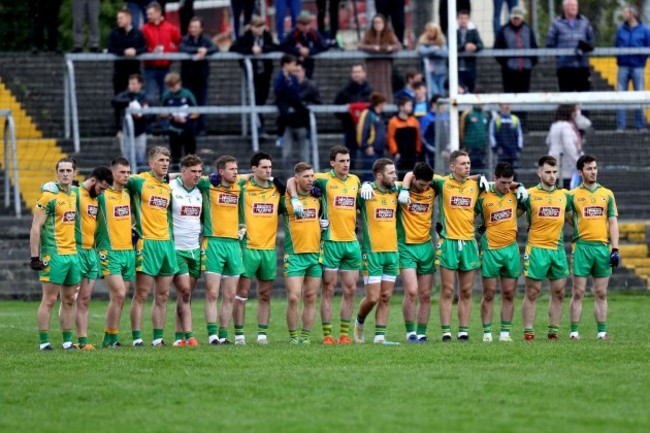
[230,16,282,137]
[439,0,471,37]
[287,61,322,166]
[108,8,147,134]
[29,0,62,54]
[142,1,182,104]
[333,63,373,168]
[161,72,198,168]
[457,9,483,93]
[376,0,405,46]
[72,0,100,53]
[388,95,422,176]
[615,4,650,131]
[393,69,423,104]
[418,22,449,97]
[493,0,519,38]
[546,0,595,92]
[126,1,149,29]
[547,104,583,188]
[489,103,523,169]
[356,92,388,181]
[276,0,302,41]
[231,0,256,39]
[296,62,322,105]
[274,55,310,168]
[358,14,402,103]
[180,16,217,135]
[316,0,341,47]
[419,94,450,168]
[281,11,328,79]
[460,104,489,170]
[179,0,194,36]
[494,6,537,129]
[111,74,151,170]
[413,82,428,120]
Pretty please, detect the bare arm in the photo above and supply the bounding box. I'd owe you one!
[609,217,619,249]
[401,171,415,189]
[30,213,47,257]
[286,177,298,196]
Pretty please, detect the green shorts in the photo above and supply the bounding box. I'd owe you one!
[319,240,362,271]
[523,245,569,281]
[284,253,322,278]
[242,247,277,281]
[481,242,521,279]
[39,252,81,286]
[78,247,100,280]
[99,249,136,281]
[201,237,243,277]
[362,251,399,277]
[176,248,201,279]
[399,241,436,275]
[571,241,612,278]
[435,238,480,271]
[135,238,179,277]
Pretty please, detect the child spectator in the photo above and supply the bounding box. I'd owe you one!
[356,92,388,181]
[388,95,422,175]
[161,73,198,168]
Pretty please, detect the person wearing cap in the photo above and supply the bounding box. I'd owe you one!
[615,4,650,131]
[494,6,537,129]
[280,11,328,79]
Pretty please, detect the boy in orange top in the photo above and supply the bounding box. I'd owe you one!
[387,95,421,176]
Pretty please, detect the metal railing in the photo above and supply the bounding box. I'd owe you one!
[1,110,21,217]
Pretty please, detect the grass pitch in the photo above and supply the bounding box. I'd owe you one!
[1,293,649,433]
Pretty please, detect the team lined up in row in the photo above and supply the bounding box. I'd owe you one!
[30,144,618,350]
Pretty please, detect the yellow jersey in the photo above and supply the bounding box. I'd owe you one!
[314,170,361,242]
[96,187,133,251]
[569,183,618,245]
[432,174,479,241]
[476,186,518,249]
[359,182,399,252]
[521,184,572,250]
[281,192,321,254]
[74,184,99,250]
[126,171,172,241]
[397,184,436,244]
[196,176,242,239]
[34,186,77,255]
[239,177,281,250]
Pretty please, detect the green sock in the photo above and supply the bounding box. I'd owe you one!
[524,328,535,336]
[39,331,49,345]
[289,329,298,339]
[459,326,469,334]
[153,329,164,340]
[322,322,332,337]
[571,322,580,333]
[441,325,451,334]
[218,327,228,339]
[62,330,73,344]
[416,323,428,336]
[132,330,142,341]
[548,325,559,335]
[500,321,512,333]
[234,325,244,336]
[207,322,218,337]
[300,329,311,339]
[482,323,492,334]
[597,322,607,333]
[340,319,351,337]
[103,328,118,345]
[184,331,194,340]
[375,325,387,337]
[405,321,416,334]
[257,324,268,336]
[175,332,184,341]
[78,336,89,347]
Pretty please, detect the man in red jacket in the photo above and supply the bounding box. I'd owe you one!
[142,2,181,103]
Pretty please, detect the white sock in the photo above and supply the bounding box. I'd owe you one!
[597,331,607,338]
[257,334,267,341]
[442,332,452,337]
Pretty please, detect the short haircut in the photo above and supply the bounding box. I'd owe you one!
[351,63,366,71]
[538,155,557,167]
[372,157,394,175]
[405,69,421,82]
[250,151,272,167]
[147,1,162,13]
[494,161,515,179]
[280,53,297,66]
[111,156,130,167]
[396,95,412,108]
[458,9,470,17]
[429,93,441,106]
[56,157,76,171]
[412,81,425,91]
[413,162,434,182]
[294,162,313,174]
[164,72,181,86]
[577,154,597,171]
[189,16,203,27]
[89,166,114,184]
[555,104,575,122]
[369,92,387,107]
[149,146,170,160]
[216,155,237,171]
[181,154,203,168]
[128,73,143,84]
[329,145,349,161]
[450,150,469,163]
[118,7,132,18]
